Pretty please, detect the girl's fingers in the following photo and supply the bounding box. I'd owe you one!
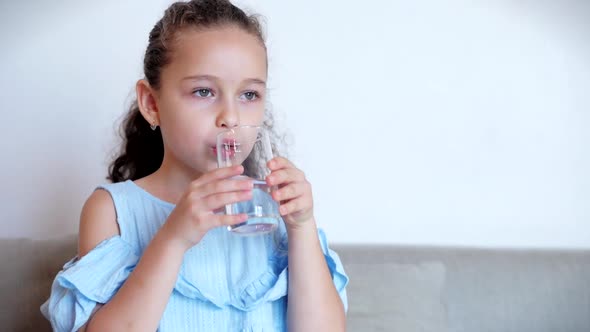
[192,165,244,188]
[201,177,254,197]
[271,182,308,202]
[267,157,296,171]
[202,190,253,211]
[266,168,305,186]
[278,196,307,216]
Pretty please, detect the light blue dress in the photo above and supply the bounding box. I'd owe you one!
[40,180,348,331]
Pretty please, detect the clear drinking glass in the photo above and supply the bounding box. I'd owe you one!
[216,125,280,235]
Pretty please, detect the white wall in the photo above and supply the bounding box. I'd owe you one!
[1,0,588,248]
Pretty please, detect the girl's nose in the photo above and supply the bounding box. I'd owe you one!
[216,101,240,128]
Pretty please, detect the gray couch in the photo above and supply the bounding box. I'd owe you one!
[1,236,589,332]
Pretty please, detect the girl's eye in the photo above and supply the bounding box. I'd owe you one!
[241,91,259,101]
[193,88,213,98]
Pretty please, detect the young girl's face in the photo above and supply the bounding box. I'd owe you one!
[156,26,267,175]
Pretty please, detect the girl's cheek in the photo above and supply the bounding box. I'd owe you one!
[190,96,217,109]
[240,101,265,114]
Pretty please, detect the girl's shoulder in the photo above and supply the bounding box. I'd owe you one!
[96,179,134,198]
[97,180,175,209]
[91,180,174,248]
[78,188,120,258]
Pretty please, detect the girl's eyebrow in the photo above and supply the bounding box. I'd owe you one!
[182,74,266,86]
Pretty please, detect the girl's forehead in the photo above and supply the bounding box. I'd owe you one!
[166,27,267,81]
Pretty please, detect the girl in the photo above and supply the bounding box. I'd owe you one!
[41,0,348,331]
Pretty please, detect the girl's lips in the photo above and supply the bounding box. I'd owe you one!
[212,143,239,158]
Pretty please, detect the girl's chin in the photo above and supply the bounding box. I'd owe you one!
[180,162,215,178]
[200,160,221,172]
[183,158,225,177]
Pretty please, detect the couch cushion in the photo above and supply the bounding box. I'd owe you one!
[0,235,77,332]
[345,261,449,332]
[335,245,590,332]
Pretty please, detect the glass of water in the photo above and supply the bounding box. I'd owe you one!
[216,125,280,235]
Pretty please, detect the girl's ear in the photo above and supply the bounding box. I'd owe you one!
[136,79,160,127]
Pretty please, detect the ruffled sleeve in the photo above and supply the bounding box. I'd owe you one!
[40,236,139,332]
[235,227,349,312]
[317,228,349,312]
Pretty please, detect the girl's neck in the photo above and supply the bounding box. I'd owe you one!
[137,153,203,205]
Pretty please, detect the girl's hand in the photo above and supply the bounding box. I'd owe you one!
[266,157,315,229]
[161,165,253,251]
